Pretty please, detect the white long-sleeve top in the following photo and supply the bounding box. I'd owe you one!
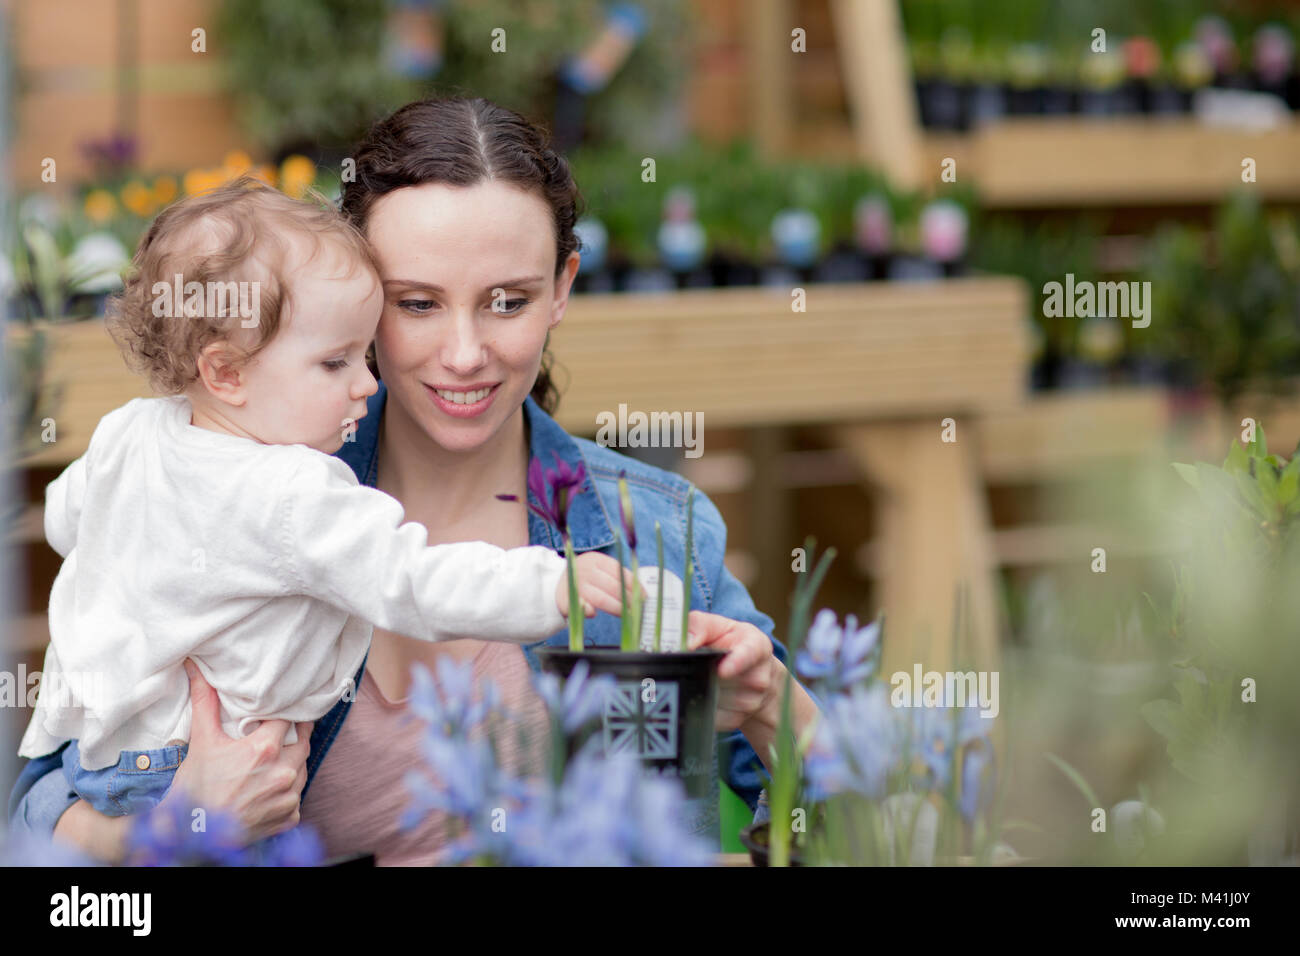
[19,395,567,770]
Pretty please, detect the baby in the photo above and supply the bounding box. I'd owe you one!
[19,177,627,818]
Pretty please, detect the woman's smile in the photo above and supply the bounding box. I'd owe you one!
[424,381,501,418]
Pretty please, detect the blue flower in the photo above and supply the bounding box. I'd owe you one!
[496,745,713,867]
[408,657,502,738]
[796,609,880,694]
[804,684,901,801]
[959,736,996,823]
[906,705,992,793]
[125,795,252,867]
[250,825,327,867]
[0,830,101,867]
[533,659,616,734]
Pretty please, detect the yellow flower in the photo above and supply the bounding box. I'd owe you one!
[279,154,317,199]
[183,168,224,197]
[249,164,276,187]
[152,175,178,207]
[83,189,117,224]
[222,150,254,177]
[121,180,155,217]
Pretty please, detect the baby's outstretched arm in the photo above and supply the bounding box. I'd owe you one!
[282,455,626,644]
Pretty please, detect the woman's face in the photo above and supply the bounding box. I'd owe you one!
[364,180,579,454]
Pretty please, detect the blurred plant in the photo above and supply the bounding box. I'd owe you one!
[433,0,691,151]
[1134,424,1300,862]
[1146,193,1300,406]
[216,0,408,154]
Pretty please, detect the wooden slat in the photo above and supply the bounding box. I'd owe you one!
[920,118,1300,207]
[7,279,1031,464]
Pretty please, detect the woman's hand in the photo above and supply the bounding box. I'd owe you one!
[157,659,312,843]
[686,611,779,733]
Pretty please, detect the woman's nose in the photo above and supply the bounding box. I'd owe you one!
[443,311,488,374]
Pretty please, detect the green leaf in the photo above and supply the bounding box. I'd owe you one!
[1224,439,1250,475]
[1279,457,1300,506]
[1254,424,1268,458]
[1172,462,1199,489]
[1044,753,1100,808]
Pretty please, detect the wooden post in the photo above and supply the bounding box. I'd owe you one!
[748,0,793,157]
[832,418,1002,678]
[829,0,923,190]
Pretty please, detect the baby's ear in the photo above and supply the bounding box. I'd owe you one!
[194,340,249,406]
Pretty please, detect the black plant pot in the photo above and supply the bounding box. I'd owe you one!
[1148,83,1190,115]
[1038,85,1074,116]
[536,647,725,840]
[966,83,1008,126]
[738,821,808,867]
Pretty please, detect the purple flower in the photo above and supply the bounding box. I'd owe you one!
[408,657,502,738]
[804,684,901,801]
[796,609,880,693]
[533,659,616,734]
[905,705,991,793]
[125,795,252,867]
[959,736,997,824]
[498,745,714,867]
[250,826,327,867]
[0,830,101,867]
[617,469,638,548]
[496,452,587,541]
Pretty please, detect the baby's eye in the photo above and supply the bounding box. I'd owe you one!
[399,299,436,314]
[322,359,349,371]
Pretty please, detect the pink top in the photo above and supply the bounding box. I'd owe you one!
[300,641,548,866]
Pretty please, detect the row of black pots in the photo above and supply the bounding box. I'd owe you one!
[916,73,1300,131]
[572,247,964,295]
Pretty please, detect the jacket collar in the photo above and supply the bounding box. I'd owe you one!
[341,381,616,553]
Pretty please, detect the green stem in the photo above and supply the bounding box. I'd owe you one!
[616,531,632,651]
[681,487,694,652]
[564,536,582,652]
[654,521,664,653]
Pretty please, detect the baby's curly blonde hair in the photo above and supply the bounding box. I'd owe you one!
[107,176,381,394]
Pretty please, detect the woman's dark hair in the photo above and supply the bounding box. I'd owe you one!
[341,97,581,415]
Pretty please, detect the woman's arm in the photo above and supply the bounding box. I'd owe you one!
[11,660,311,863]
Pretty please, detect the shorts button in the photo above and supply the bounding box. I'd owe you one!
[135,754,151,770]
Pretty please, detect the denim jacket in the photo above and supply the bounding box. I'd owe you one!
[9,383,795,838]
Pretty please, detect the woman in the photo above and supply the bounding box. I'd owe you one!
[9,97,821,864]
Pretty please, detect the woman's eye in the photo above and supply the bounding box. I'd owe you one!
[492,298,530,315]
[398,299,436,314]
[322,359,348,371]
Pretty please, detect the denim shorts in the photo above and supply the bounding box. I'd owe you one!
[61,738,185,817]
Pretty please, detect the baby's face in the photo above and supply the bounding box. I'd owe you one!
[235,245,382,453]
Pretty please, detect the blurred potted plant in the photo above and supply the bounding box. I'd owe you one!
[1146,193,1300,409]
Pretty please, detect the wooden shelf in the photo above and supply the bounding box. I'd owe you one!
[7,278,1033,465]
[921,118,1300,208]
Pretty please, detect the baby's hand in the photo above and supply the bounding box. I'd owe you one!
[556,552,644,619]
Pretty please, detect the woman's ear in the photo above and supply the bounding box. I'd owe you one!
[548,250,582,330]
[195,341,249,407]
